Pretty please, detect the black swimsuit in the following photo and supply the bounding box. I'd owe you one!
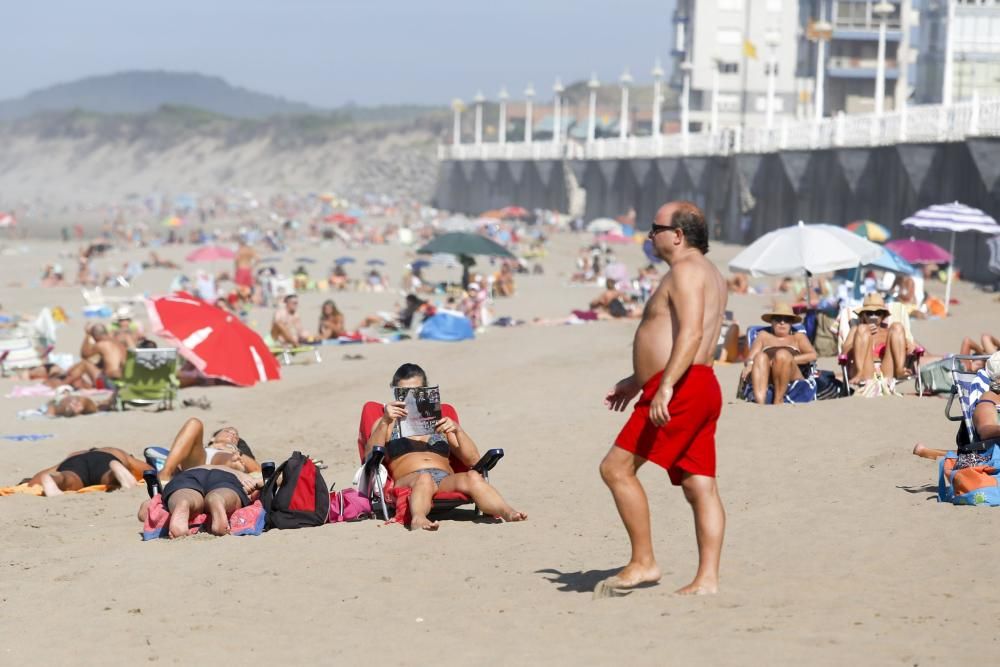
[386,434,449,461]
[56,449,118,486]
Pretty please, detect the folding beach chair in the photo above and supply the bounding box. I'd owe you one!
[356,401,504,522]
[836,303,925,395]
[266,336,323,366]
[737,324,819,404]
[937,355,1000,504]
[113,347,179,411]
[0,329,46,377]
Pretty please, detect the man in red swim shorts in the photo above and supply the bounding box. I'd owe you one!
[598,201,727,597]
[234,240,258,292]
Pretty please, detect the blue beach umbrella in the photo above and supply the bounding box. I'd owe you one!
[294,256,317,264]
[334,256,356,266]
[864,246,917,275]
[410,259,431,271]
[366,259,386,266]
[642,239,664,264]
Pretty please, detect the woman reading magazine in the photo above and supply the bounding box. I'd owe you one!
[365,363,526,531]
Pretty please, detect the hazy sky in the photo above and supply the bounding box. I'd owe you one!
[2,0,678,108]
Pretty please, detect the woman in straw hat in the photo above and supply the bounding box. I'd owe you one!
[842,293,912,384]
[740,303,817,405]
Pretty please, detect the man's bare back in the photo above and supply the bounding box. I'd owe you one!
[236,245,257,270]
[632,253,726,386]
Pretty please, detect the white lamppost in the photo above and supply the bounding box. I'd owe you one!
[810,13,833,122]
[942,0,956,105]
[765,32,781,130]
[587,73,600,143]
[451,98,464,145]
[524,83,535,144]
[553,78,564,144]
[619,69,632,140]
[873,1,894,116]
[680,60,692,149]
[498,87,508,144]
[651,60,664,137]
[709,59,720,134]
[473,91,485,145]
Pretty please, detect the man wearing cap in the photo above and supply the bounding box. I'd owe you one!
[843,293,911,384]
[110,306,143,348]
[741,304,818,405]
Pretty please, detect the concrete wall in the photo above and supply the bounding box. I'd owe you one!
[433,138,1000,284]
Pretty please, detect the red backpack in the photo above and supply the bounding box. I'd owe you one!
[261,452,330,529]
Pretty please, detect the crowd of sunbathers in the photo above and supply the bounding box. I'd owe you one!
[17,362,526,537]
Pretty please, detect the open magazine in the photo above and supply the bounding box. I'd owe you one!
[391,385,442,437]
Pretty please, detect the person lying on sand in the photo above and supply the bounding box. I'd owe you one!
[45,392,115,418]
[842,293,916,384]
[158,418,261,483]
[961,333,999,370]
[740,303,817,405]
[364,362,526,531]
[24,447,151,496]
[137,466,262,538]
[912,352,1000,466]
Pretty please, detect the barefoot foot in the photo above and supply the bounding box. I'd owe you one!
[592,563,661,599]
[409,516,439,531]
[499,509,527,522]
[40,473,63,497]
[168,505,192,538]
[206,501,231,536]
[674,579,719,596]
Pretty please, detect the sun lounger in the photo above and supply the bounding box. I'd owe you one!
[113,348,179,411]
[738,324,818,404]
[355,401,503,523]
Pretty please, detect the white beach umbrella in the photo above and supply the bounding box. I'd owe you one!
[729,221,883,277]
[586,218,623,234]
[901,202,1000,316]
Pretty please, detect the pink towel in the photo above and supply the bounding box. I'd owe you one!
[142,495,265,539]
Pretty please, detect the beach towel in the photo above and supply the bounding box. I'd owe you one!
[1,434,54,442]
[0,483,108,496]
[141,494,265,539]
[5,384,57,399]
[938,445,1000,506]
[382,486,471,527]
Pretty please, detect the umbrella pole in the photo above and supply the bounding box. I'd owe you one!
[944,230,956,317]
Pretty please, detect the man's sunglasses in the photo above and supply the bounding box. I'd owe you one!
[770,316,797,324]
[648,224,677,239]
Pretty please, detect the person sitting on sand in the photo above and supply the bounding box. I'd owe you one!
[158,417,261,483]
[318,299,346,340]
[364,363,526,531]
[912,351,1000,467]
[359,294,432,332]
[50,323,126,389]
[842,293,915,384]
[137,465,262,538]
[271,294,315,346]
[740,303,817,405]
[24,447,151,496]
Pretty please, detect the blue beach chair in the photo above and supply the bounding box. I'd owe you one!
[938,355,1000,505]
[738,324,818,404]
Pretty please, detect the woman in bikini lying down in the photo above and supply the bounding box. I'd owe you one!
[138,465,262,538]
[25,447,152,496]
[365,362,526,531]
[158,418,261,483]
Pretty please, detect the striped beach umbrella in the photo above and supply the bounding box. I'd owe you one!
[901,202,1000,315]
[846,220,891,243]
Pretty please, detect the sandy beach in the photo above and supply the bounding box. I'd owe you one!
[1,229,997,665]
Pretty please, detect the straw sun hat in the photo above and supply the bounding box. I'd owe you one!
[761,303,802,325]
[855,293,890,316]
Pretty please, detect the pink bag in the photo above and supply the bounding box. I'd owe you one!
[328,488,373,523]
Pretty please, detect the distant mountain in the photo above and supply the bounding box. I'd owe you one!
[0,71,317,120]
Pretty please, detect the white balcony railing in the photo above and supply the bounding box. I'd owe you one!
[438,96,1000,162]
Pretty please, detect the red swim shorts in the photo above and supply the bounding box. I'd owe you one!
[234,267,254,289]
[614,365,722,485]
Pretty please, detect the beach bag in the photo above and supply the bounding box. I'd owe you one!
[938,445,1000,505]
[260,452,330,530]
[329,488,374,523]
[919,358,954,395]
[815,370,844,400]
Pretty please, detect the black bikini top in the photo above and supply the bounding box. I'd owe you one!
[386,434,450,460]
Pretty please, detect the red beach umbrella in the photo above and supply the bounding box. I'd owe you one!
[145,294,280,387]
[500,206,529,219]
[323,213,358,225]
[185,245,236,262]
[0,212,16,227]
